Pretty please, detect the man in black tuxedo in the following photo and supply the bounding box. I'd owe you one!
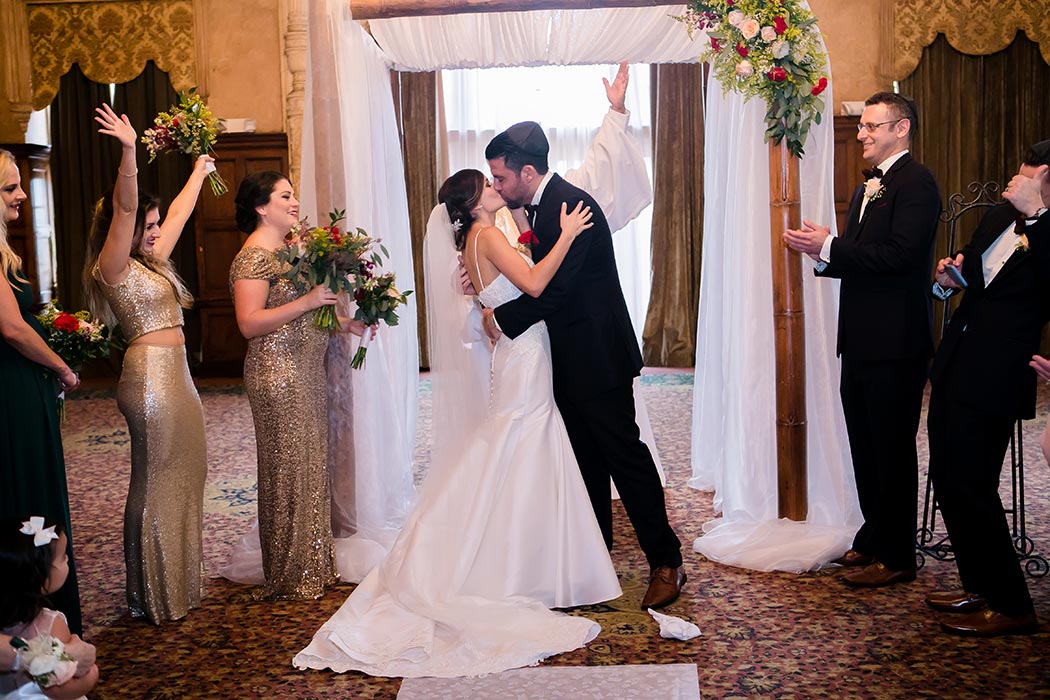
[784,92,941,587]
[480,122,684,609]
[923,141,1049,636]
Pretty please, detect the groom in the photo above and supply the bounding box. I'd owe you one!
[481,122,685,609]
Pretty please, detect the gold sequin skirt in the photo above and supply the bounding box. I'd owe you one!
[244,342,337,600]
[117,344,207,623]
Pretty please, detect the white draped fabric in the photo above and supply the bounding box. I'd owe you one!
[689,42,862,572]
[368,6,707,72]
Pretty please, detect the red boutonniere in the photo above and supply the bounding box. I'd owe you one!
[516,229,539,254]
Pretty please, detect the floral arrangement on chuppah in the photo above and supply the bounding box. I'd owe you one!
[674,0,829,157]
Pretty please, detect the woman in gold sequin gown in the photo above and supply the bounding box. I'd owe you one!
[83,105,209,624]
[229,171,370,600]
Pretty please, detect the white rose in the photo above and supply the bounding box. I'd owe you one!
[735,60,754,78]
[761,26,777,42]
[740,18,760,40]
[28,654,58,677]
[727,10,744,26]
[864,178,883,199]
[772,39,790,59]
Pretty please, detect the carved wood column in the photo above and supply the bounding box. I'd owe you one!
[0,0,34,142]
[769,140,807,521]
[282,0,308,187]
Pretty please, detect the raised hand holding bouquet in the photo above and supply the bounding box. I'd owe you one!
[141,88,228,195]
[349,269,411,369]
[276,209,376,331]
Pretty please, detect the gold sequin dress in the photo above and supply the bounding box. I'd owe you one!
[92,259,207,623]
[229,245,337,600]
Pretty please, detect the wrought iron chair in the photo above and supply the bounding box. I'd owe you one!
[915,181,1048,578]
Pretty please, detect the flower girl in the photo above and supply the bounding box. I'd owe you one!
[0,517,98,698]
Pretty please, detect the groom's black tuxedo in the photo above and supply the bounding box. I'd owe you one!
[927,203,1050,616]
[817,152,941,572]
[494,173,681,569]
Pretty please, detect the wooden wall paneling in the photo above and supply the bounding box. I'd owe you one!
[832,115,864,235]
[193,132,288,376]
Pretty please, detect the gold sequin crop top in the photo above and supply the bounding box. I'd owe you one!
[92,259,184,342]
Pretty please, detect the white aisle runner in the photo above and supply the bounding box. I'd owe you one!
[396,663,701,700]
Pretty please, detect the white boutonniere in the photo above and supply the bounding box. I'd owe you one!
[863,177,885,202]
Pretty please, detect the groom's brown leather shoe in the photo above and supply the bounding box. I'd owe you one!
[925,589,988,614]
[640,566,686,609]
[830,549,874,567]
[842,562,916,588]
[940,609,1038,637]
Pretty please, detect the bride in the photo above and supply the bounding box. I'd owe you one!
[293,170,621,678]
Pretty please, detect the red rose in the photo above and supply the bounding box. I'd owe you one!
[53,313,79,333]
[811,77,828,95]
[768,67,787,82]
[711,37,721,53]
[773,16,788,34]
[726,0,734,4]
[517,230,539,246]
[354,288,366,302]
[330,226,339,236]
[736,42,748,58]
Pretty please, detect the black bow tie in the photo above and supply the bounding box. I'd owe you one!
[862,167,884,180]
[523,204,537,226]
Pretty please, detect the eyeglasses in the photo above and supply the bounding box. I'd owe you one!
[857,119,904,134]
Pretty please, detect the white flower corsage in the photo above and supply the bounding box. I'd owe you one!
[863,177,885,202]
[11,635,78,689]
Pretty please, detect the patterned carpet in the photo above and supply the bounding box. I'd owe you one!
[59,371,1050,699]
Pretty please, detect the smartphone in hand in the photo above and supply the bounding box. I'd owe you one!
[943,262,968,288]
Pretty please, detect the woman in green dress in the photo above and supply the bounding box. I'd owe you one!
[0,148,83,634]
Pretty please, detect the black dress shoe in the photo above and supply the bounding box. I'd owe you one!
[842,561,916,588]
[940,609,1038,637]
[925,589,988,614]
[640,566,686,609]
[830,549,874,567]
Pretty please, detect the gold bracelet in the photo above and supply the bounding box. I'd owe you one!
[119,168,138,178]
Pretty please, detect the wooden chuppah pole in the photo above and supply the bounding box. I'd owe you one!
[349,0,667,20]
[768,140,807,521]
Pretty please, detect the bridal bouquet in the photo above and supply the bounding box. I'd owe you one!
[11,635,78,689]
[349,270,411,369]
[141,88,228,195]
[35,301,115,369]
[674,0,828,157]
[277,209,381,331]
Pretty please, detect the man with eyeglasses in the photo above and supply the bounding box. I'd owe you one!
[922,141,1049,636]
[784,92,941,588]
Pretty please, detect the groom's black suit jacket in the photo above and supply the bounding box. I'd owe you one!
[493,173,643,398]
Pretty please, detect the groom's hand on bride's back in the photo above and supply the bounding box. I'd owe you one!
[482,308,502,343]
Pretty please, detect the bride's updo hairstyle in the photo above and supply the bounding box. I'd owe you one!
[235,171,288,234]
[437,169,485,251]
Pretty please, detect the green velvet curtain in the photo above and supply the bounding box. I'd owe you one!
[642,63,706,367]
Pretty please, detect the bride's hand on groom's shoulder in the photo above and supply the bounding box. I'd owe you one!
[560,201,594,240]
[456,253,476,296]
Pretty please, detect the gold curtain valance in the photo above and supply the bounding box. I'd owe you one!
[891,0,1050,80]
[27,1,198,110]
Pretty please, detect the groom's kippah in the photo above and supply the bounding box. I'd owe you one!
[504,121,549,158]
[1023,139,1050,166]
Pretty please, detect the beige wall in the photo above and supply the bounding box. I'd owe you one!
[201,0,285,133]
[810,0,890,108]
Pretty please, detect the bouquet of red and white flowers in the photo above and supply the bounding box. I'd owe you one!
[349,270,412,369]
[141,88,228,195]
[277,209,381,331]
[35,301,115,369]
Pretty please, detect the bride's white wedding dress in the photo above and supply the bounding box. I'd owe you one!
[293,257,622,678]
